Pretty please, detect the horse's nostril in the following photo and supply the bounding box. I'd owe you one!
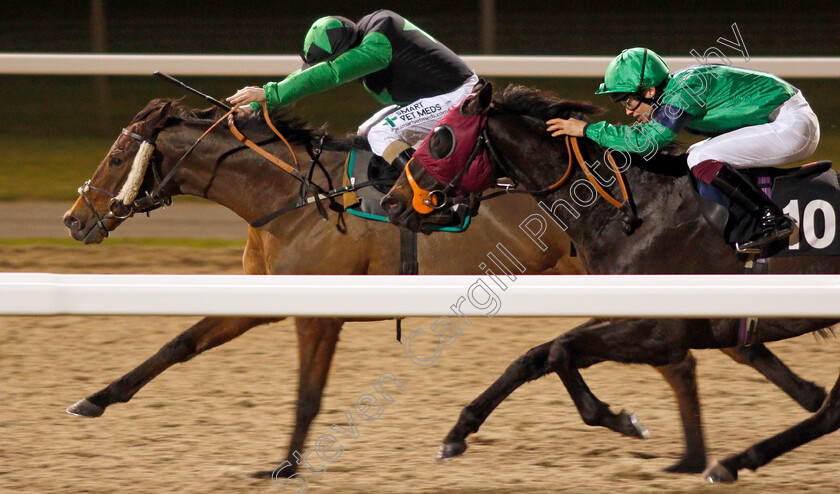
[63,214,80,231]
[380,196,402,213]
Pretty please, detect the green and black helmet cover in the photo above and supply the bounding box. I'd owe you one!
[301,16,359,68]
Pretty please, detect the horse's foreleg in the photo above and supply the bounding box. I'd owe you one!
[438,319,664,463]
[256,317,342,479]
[704,371,840,483]
[719,345,827,412]
[547,320,657,440]
[437,340,555,461]
[67,316,279,417]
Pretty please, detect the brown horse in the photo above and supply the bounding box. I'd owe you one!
[380,81,839,482]
[61,99,824,478]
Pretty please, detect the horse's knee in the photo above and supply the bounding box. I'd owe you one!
[510,341,553,377]
[161,331,200,363]
[547,335,574,370]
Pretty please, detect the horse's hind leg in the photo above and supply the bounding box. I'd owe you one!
[720,345,827,412]
[655,352,707,473]
[704,371,840,483]
[253,317,342,479]
[67,316,279,417]
[652,342,826,474]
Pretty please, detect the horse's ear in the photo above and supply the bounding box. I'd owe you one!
[462,81,493,116]
[142,101,173,132]
[476,81,493,112]
[472,78,487,93]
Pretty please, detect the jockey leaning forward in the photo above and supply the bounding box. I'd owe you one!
[546,47,820,251]
[227,10,477,170]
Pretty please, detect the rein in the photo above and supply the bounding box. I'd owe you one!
[478,131,640,233]
[228,103,304,182]
[404,104,640,232]
[228,103,392,229]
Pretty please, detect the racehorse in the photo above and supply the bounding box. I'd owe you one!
[61,98,825,478]
[380,81,839,483]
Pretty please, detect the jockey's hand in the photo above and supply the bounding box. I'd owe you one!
[227,86,267,106]
[546,118,586,138]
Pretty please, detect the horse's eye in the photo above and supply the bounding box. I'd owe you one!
[109,157,123,167]
[429,125,456,160]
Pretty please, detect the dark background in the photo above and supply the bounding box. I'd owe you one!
[0,1,838,199]
[3,1,838,55]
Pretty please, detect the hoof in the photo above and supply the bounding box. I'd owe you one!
[250,470,275,479]
[664,455,707,474]
[66,398,104,418]
[702,461,738,483]
[435,440,467,462]
[626,411,650,439]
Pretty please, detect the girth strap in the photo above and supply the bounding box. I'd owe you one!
[739,253,769,346]
[396,227,419,342]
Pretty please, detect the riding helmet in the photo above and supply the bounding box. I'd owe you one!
[301,16,359,69]
[596,47,670,101]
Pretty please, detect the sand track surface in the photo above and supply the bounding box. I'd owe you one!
[1,244,838,493]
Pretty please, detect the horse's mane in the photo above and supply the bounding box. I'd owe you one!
[494,85,688,177]
[136,98,366,152]
[493,85,605,120]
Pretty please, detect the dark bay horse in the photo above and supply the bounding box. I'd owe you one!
[61,98,824,479]
[381,82,839,483]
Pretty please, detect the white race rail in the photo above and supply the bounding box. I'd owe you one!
[1,54,839,78]
[1,274,839,318]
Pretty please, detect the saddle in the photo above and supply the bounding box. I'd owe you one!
[342,148,472,232]
[692,161,840,257]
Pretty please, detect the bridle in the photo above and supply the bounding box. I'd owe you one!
[404,112,642,233]
[75,101,394,238]
[76,127,172,238]
[405,129,487,215]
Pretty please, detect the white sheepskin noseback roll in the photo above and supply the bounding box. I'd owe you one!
[115,141,154,205]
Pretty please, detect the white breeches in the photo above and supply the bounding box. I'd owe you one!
[361,74,479,156]
[686,91,820,169]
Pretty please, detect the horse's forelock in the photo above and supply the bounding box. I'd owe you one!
[495,85,605,121]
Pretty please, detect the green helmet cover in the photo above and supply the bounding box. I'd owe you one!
[596,47,670,96]
[301,16,358,68]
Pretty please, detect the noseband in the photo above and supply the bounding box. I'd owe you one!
[76,128,171,238]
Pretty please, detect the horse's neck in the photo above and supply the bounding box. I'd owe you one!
[522,146,692,273]
[160,125,347,225]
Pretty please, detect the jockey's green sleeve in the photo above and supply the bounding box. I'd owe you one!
[584,119,677,156]
[261,32,392,109]
[585,65,797,155]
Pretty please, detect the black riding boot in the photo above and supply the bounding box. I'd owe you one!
[710,165,793,250]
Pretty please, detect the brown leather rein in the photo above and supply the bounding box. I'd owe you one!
[482,135,632,207]
[489,133,641,233]
[409,129,640,232]
[159,102,354,228]
[227,103,303,182]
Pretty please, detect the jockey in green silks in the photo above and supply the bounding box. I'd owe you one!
[547,47,820,251]
[228,10,477,170]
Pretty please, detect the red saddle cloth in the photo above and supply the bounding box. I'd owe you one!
[413,96,494,195]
